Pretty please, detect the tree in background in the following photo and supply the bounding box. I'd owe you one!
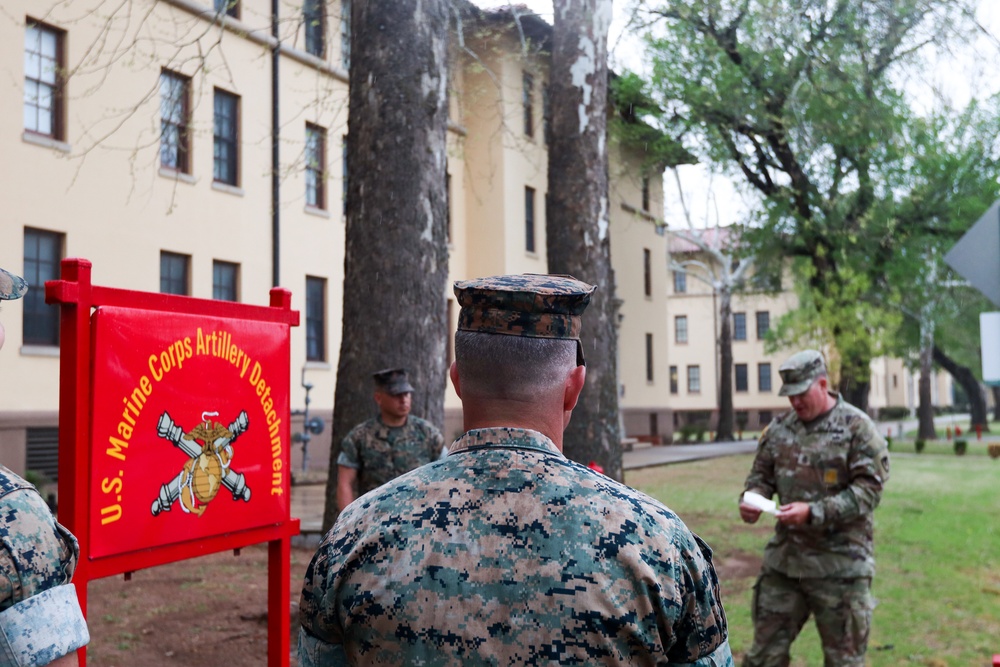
[547,0,622,478]
[323,0,450,531]
[633,0,978,410]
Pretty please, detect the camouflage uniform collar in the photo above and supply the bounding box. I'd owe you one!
[449,427,564,458]
[376,416,408,431]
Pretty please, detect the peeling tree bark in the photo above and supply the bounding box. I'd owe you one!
[323,0,450,532]
[547,0,622,479]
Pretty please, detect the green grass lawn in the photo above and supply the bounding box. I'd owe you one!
[625,454,1000,666]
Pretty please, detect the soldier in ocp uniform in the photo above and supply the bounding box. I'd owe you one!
[299,273,733,666]
[738,350,890,667]
[0,266,90,666]
[335,367,444,511]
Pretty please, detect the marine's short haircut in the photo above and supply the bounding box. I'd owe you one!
[455,331,576,400]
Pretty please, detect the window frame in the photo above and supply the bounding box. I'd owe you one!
[669,365,678,394]
[305,123,327,210]
[733,312,747,341]
[673,269,686,294]
[675,315,688,344]
[758,362,772,392]
[645,333,654,382]
[643,248,652,297]
[522,71,534,137]
[305,276,327,362]
[735,363,748,392]
[213,0,239,18]
[160,70,191,173]
[641,175,650,212]
[160,251,190,296]
[213,88,240,186]
[212,260,240,302]
[304,0,326,58]
[756,310,770,339]
[687,365,701,393]
[524,186,536,253]
[22,227,64,347]
[24,20,65,141]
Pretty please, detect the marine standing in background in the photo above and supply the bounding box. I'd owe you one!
[335,367,444,510]
[0,266,90,666]
[739,350,890,667]
[300,273,733,666]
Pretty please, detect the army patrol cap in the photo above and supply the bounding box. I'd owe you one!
[778,349,827,396]
[0,267,27,300]
[373,368,415,395]
[454,273,596,366]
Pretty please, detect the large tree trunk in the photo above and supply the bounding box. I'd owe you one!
[715,289,735,441]
[933,344,989,432]
[547,0,621,480]
[323,0,450,532]
[917,323,936,440]
[993,386,1000,423]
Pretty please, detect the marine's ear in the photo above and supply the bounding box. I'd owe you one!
[449,360,461,399]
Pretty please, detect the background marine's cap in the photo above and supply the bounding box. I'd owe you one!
[373,368,415,395]
[453,273,596,366]
[778,350,827,396]
[0,267,27,301]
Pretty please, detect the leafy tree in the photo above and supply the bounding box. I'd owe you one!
[323,0,450,531]
[633,0,977,410]
[547,0,622,478]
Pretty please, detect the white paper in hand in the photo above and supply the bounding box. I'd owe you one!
[743,491,778,514]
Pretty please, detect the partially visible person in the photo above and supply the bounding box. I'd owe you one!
[336,367,444,510]
[738,349,890,667]
[300,273,732,666]
[0,266,90,666]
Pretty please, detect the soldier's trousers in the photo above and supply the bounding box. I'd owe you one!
[742,568,872,667]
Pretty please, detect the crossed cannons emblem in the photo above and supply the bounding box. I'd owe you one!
[151,410,252,517]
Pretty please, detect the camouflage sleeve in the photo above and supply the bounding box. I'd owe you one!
[298,543,345,660]
[428,423,445,460]
[666,533,732,664]
[297,626,348,667]
[742,426,776,500]
[336,428,361,469]
[0,488,79,609]
[809,418,889,526]
[0,583,89,666]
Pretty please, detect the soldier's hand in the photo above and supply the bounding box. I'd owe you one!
[738,501,762,524]
[776,501,811,526]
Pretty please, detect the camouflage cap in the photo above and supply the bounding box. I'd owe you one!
[453,273,596,366]
[373,368,415,395]
[0,267,27,301]
[778,349,827,396]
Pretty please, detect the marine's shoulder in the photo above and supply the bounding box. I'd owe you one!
[345,418,381,439]
[0,466,34,497]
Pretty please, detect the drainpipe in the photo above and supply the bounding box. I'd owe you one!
[271,0,280,287]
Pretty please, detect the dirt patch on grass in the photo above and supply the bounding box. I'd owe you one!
[86,544,313,667]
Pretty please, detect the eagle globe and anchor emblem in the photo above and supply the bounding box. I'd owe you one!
[151,409,252,517]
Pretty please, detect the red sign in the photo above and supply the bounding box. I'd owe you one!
[88,306,291,559]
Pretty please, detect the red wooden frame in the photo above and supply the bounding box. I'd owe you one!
[46,258,301,667]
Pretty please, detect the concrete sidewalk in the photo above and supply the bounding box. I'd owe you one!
[290,440,758,545]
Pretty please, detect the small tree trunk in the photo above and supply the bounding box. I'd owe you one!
[715,289,735,441]
[992,386,1000,423]
[917,342,936,440]
[323,0,450,532]
[548,0,621,479]
[933,344,989,432]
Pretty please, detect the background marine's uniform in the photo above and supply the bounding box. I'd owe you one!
[0,466,90,665]
[301,427,732,666]
[742,395,889,666]
[336,416,444,496]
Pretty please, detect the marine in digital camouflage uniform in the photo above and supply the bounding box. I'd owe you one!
[0,266,89,666]
[335,368,444,510]
[738,350,890,667]
[300,273,733,666]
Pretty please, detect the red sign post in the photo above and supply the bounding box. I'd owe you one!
[46,258,301,666]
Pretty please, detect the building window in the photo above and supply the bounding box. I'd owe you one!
[645,333,654,382]
[214,0,239,18]
[525,186,536,253]
[213,89,239,186]
[642,175,650,212]
[643,248,652,297]
[212,260,239,301]
[673,270,686,293]
[735,363,748,392]
[339,0,351,69]
[649,413,659,436]
[733,312,747,341]
[669,365,678,394]
[304,0,326,58]
[892,374,898,388]
[759,363,772,392]
[160,252,190,295]
[542,84,551,144]
[522,72,534,137]
[687,365,701,393]
[756,311,770,339]
[306,123,326,209]
[675,315,688,344]
[22,228,63,347]
[24,21,64,140]
[341,135,348,216]
[759,410,773,428]
[160,70,190,172]
[306,276,326,362]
